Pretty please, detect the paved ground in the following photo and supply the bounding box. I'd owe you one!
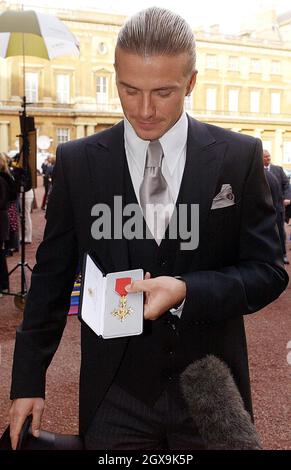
[0,179,290,449]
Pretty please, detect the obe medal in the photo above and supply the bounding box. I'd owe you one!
[112,277,133,322]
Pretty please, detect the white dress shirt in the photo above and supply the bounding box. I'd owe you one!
[124,112,188,317]
[124,111,188,206]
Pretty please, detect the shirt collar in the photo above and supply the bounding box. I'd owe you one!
[159,112,188,175]
[124,112,188,176]
[124,118,149,176]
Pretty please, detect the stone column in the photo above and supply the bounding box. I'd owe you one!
[254,128,262,139]
[274,129,284,165]
[0,121,10,153]
[76,124,85,139]
[86,125,95,136]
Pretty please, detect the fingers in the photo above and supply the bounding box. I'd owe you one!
[31,403,43,438]
[144,302,160,320]
[10,410,26,450]
[144,272,151,304]
[9,398,44,450]
[125,272,151,293]
[125,278,154,293]
[144,303,152,319]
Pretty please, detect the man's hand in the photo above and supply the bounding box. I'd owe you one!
[125,274,186,320]
[9,397,45,450]
[283,199,291,207]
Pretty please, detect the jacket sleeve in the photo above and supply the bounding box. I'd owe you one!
[180,139,289,327]
[10,145,79,399]
[281,169,291,199]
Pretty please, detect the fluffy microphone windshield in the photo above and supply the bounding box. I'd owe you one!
[180,355,262,450]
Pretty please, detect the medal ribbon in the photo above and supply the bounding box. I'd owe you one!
[115,278,132,297]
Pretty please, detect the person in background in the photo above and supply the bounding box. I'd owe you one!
[41,156,55,211]
[45,156,55,208]
[41,157,50,210]
[20,187,34,244]
[264,166,285,256]
[9,153,34,244]
[3,155,20,256]
[263,149,291,264]
[0,153,17,295]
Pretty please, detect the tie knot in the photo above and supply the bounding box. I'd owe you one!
[145,140,163,168]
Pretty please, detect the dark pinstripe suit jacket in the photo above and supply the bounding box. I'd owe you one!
[11,116,288,435]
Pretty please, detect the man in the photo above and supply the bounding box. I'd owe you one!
[41,157,49,210]
[263,149,291,264]
[10,8,288,450]
[264,168,282,211]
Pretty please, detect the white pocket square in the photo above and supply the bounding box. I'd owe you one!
[211,184,235,210]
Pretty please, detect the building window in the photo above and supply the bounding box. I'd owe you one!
[56,128,70,144]
[228,89,239,112]
[184,95,192,111]
[250,90,260,113]
[270,92,281,114]
[96,76,108,105]
[98,42,108,55]
[250,58,261,74]
[25,72,38,102]
[206,88,217,111]
[228,56,239,72]
[56,74,70,104]
[283,142,291,164]
[206,54,218,70]
[271,60,281,75]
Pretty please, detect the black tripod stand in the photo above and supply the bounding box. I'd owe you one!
[5,96,34,309]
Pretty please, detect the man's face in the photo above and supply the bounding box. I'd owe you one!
[115,48,197,141]
[263,150,271,167]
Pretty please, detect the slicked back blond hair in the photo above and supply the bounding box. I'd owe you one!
[116,7,196,75]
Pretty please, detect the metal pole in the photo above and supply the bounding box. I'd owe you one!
[22,32,25,102]
[21,175,26,295]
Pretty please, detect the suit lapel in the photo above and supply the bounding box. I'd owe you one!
[171,116,228,269]
[85,122,130,272]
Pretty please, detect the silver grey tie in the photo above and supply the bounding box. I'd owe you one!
[139,140,174,244]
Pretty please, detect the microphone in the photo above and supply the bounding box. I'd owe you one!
[180,355,262,450]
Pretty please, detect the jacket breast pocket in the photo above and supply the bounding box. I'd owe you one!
[209,204,237,227]
[206,204,239,262]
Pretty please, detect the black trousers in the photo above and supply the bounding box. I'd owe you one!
[84,381,205,450]
[276,211,286,255]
